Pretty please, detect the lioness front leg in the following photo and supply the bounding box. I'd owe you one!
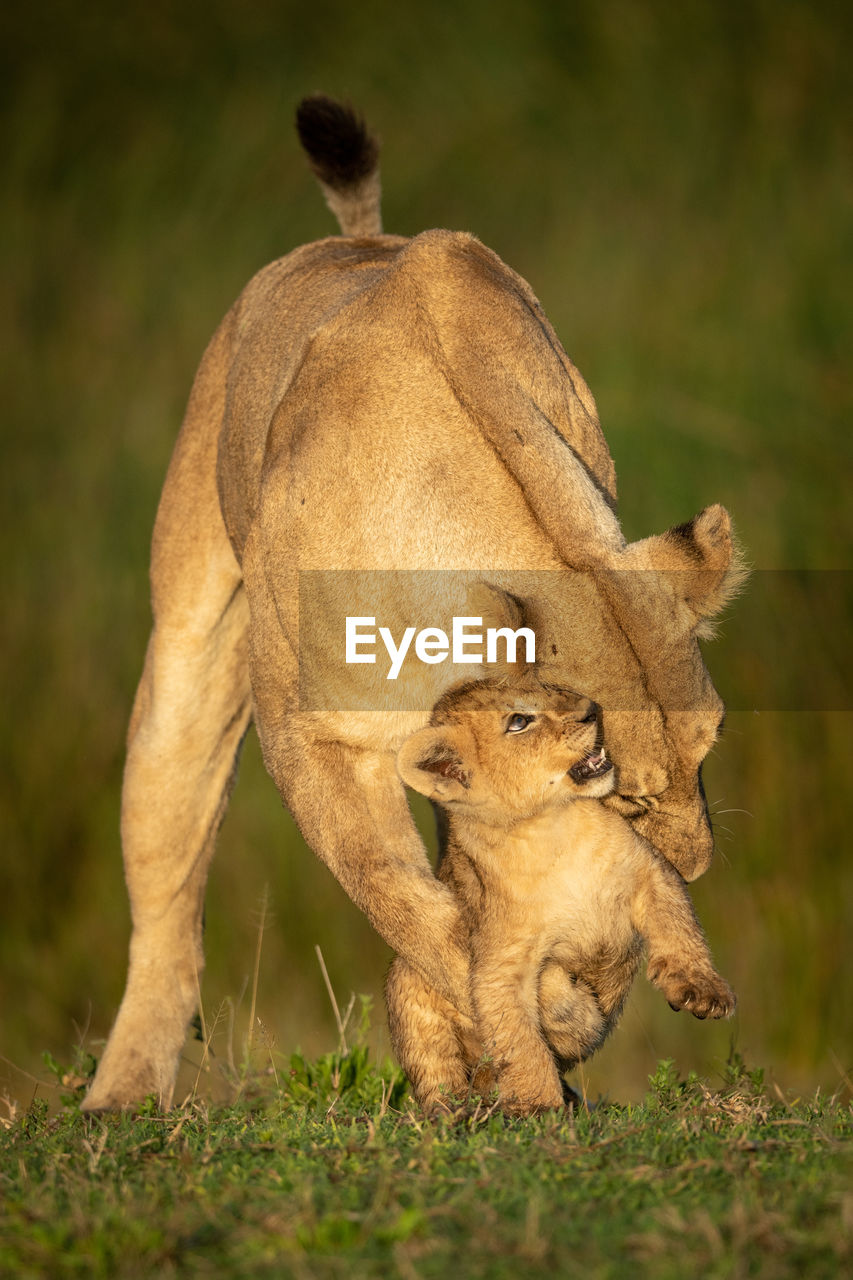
[471,950,565,1115]
[634,858,736,1020]
[385,957,472,1112]
[254,717,474,1015]
[242,542,474,1016]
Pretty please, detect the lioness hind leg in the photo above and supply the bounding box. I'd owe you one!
[84,324,252,1112]
[83,595,252,1112]
[385,957,471,1113]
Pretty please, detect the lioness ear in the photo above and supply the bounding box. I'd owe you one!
[625,504,748,637]
[397,727,471,802]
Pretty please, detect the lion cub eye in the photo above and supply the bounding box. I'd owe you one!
[506,713,535,734]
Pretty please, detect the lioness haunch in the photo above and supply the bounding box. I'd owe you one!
[386,677,735,1115]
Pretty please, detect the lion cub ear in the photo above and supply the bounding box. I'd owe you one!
[624,503,749,637]
[397,726,472,803]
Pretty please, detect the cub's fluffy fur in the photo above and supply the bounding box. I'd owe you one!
[386,677,735,1115]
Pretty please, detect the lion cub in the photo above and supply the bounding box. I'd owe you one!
[385,677,735,1114]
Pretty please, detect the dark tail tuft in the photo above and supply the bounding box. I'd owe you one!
[296,95,379,192]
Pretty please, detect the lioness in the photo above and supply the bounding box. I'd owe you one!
[387,677,735,1115]
[84,96,744,1111]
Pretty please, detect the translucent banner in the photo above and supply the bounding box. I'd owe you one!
[295,569,852,713]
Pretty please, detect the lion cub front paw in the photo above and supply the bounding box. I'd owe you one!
[648,961,736,1020]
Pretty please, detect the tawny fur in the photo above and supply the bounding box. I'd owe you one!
[83,96,744,1112]
[387,677,735,1115]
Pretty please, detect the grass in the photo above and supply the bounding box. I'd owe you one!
[2,1046,850,1279]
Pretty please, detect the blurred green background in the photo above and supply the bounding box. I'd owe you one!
[2,0,851,1105]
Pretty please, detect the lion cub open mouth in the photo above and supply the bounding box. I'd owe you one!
[569,747,612,785]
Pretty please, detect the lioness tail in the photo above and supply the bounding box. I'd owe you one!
[295,95,382,237]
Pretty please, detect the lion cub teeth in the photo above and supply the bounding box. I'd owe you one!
[569,746,612,783]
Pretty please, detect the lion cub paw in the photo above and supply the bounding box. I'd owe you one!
[501,1091,566,1118]
[649,962,736,1020]
[498,1073,566,1117]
